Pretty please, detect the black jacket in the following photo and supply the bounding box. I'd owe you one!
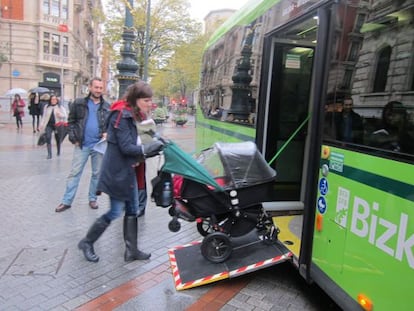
[97,103,145,201]
[67,95,110,147]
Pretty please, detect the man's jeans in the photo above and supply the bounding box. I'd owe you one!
[105,177,138,221]
[61,146,102,205]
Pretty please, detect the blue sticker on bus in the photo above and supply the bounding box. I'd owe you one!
[319,178,328,195]
[317,197,327,214]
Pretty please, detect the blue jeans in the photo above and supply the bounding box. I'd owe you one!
[61,146,102,205]
[133,185,147,215]
[104,178,138,221]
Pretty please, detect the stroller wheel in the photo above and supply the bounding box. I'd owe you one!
[196,218,214,236]
[168,207,175,217]
[168,218,181,232]
[201,232,232,263]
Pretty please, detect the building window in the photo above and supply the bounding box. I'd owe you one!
[348,42,360,62]
[411,57,414,91]
[43,32,50,54]
[354,13,366,32]
[373,46,391,92]
[51,0,60,17]
[63,36,69,57]
[43,0,68,19]
[62,0,68,19]
[343,68,353,89]
[52,34,60,55]
[43,0,50,14]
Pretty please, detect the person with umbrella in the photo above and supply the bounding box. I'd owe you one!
[10,94,26,130]
[28,93,42,133]
[39,95,67,159]
[38,93,50,116]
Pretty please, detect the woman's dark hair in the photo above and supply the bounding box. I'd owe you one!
[48,95,59,106]
[382,101,407,128]
[124,81,153,121]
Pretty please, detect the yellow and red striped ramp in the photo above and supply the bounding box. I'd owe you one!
[168,238,292,290]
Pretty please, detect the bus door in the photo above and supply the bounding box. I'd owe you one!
[256,14,321,257]
[264,41,314,202]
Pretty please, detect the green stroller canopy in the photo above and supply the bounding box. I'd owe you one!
[161,141,224,191]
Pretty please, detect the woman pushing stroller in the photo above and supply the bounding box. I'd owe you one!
[78,81,164,263]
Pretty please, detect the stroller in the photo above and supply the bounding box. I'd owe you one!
[151,140,279,263]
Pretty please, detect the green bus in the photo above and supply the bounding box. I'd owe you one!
[197,0,414,310]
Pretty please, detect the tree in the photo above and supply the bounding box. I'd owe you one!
[150,30,210,103]
[103,0,202,78]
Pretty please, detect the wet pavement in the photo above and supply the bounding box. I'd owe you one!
[0,112,342,310]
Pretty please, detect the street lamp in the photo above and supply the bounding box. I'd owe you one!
[116,0,139,98]
[1,3,13,112]
[1,4,12,91]
[58,24,69,104]
[143,0,151,82]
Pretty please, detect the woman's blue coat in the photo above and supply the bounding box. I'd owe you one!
[97,104,145,201]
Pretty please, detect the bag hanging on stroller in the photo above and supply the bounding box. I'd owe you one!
[151,171,173,207]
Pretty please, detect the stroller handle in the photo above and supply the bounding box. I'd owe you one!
[146,129,169,145]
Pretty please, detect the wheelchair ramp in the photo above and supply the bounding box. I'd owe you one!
[168,238,292,290]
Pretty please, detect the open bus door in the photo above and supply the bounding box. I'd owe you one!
[257,4,365,311]
[256,12,322,262]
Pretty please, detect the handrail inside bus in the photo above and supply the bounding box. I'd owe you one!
[268,114,311,165]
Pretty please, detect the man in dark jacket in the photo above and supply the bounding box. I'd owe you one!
[336,97,364,144]
[56,77,111,212]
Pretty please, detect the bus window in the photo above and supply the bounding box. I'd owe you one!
[322,3,414,158]
[366,101,414,154]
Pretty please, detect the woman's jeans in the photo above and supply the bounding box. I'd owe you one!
[45,125,57,145]
[15,114,23,128]
[32,115,40,130]
[104,178,138,221]
[61,146,102,205]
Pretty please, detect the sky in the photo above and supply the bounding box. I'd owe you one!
[101,0,245,22]
[188,0,244,22]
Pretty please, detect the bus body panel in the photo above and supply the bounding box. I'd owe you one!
[195,108,255,151]
[313,145,414,310]
[197,0,414,310]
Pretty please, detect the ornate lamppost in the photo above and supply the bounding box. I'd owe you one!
[228,22,257,122]
[116,0,139,98]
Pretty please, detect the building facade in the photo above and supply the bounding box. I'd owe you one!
[0,0,104,108]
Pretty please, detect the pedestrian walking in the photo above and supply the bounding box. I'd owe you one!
[78,81,164,263]
[38,95,67,159]
[11,94,26,130]
[55,77,110,212]
[38,93,50,116]
[134,118,157,217]
[28,93,42,133]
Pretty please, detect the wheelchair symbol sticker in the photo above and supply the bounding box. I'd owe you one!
[319,178,328,195]
[317,196,327,214]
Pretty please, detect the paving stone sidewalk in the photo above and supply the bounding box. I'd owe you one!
[0,112,341,311]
